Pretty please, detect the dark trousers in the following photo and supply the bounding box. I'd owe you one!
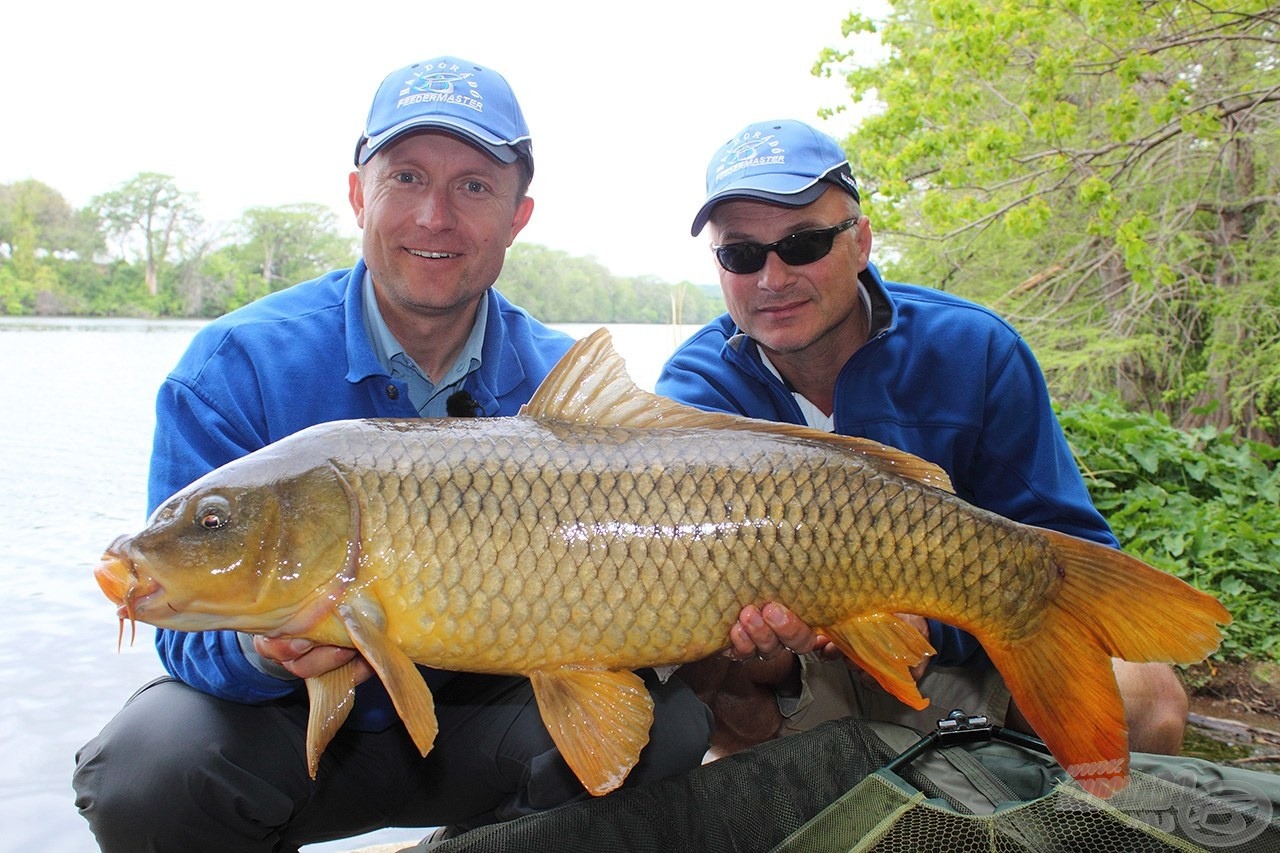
[73,671,711,852]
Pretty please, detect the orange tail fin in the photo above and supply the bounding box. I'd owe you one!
[985,530,1230,798]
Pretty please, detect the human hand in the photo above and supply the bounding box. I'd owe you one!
[253,636,375,684]
[725,603,834,661]
[726,606,930,684]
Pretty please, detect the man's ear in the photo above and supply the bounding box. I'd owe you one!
[507,195,535,246]
[348,170,366,229]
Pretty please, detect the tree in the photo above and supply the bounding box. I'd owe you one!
[169,204,356,317]
[238,203,356,294]
[0,180,100,313]
[819,0,1280,442]
[0,180,75,257]
[91,173,202,296]
[494,243,725,324]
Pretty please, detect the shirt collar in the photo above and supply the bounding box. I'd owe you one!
[360,271,489,414]
[361,271,488,371]
[757,349,836,432]
[361,270,403,369]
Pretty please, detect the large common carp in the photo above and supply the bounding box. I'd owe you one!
[95,328,1229,799]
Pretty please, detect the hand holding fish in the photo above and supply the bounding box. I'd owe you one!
[253,635,375,684]
[728,603,930,684]
[725,603,818,662]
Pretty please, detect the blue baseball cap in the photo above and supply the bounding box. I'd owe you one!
[355,56,533,172]
[691,119,860,236]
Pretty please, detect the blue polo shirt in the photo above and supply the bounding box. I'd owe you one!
[360,272,489,417]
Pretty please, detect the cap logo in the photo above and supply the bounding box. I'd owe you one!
[834,171,860,196]
[397,62,484,116]
[713,130,786,184]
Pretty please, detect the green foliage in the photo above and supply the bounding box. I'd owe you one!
[237,204,356,292]
[91,173,203,297]
[0,179,95,258]
[820,0,1280,442]
[0,174,712,324]
[0,265,37,314]
[1059,396,1280,661]
[58,260,151,316]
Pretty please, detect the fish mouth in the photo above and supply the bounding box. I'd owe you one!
[94,538,163,648]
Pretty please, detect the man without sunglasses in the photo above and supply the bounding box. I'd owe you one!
[659,119,1189,760]
[73,57,712,853]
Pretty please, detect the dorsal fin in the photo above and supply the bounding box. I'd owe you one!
[523,328,955,494]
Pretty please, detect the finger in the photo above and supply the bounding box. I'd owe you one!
[254,635,314,664]
[726,622,758,660]
[760,603,818,655]
[340,654,376,686]
[895,614,932,680]
[817,639,843,661]
[895,613,930,640]
[739,606,787,659]
[282,644,360,680]
[726,614,784,662]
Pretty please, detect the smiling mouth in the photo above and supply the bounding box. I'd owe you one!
[407,249,458,259]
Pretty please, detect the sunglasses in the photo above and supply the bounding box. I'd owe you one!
[713,218,858,274]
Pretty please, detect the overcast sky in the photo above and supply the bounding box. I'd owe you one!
[4,1,883,287]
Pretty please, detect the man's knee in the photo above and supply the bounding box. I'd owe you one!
[73,679,305,850]
[1115,660,1189,754]
[74,705,221,846]
[632,670,714,781]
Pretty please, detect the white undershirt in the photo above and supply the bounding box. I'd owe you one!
[758,350,835,433]
[754,280,873,434]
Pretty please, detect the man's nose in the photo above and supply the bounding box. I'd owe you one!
[756,250,795,291]
[415,188,456,230]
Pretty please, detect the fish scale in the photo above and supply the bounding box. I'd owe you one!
[93,328,1231,798]
[316,416,1033,675]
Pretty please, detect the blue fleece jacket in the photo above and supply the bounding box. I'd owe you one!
[147,260,573,729]
[656,264,1118,666]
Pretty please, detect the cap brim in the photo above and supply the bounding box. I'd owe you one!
[357,118,524,166]
[690,176,829,236]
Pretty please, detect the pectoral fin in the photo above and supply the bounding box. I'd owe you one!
[338,601,438,757]
[823,612,936,710]
[528,668,655,796]
[303,662,358,778]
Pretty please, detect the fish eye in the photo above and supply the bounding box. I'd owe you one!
[194,495,233,531]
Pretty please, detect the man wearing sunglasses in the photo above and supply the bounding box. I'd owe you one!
[659,119,1188,760]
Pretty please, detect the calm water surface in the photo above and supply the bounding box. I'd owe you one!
[0,317,697,853]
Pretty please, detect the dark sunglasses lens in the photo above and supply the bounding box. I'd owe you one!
[715,244,767,274]
[774,230,836,266]
[715,223,848,274]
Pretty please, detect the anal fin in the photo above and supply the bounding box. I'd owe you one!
[303,662,358,778]
[822,612,936,710]
[529,667,655,796]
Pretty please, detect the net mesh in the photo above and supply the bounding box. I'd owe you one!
[775,767,1279,852]
[415,718,1280,853]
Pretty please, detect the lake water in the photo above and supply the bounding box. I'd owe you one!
[0,317,700,853]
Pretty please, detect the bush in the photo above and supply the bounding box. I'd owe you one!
[1059,397,1280,662]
